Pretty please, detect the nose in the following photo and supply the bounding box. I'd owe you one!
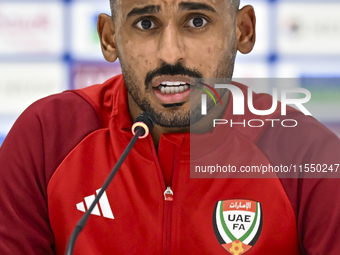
[157,21,185,65]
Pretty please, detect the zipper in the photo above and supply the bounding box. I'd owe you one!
[164,186,174,201]
[163,146,180,255]
[148,135,180,255]
[164,186,173,255]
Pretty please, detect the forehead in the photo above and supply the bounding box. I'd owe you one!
[117,0,229,15]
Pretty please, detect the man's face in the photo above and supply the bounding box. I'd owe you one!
[114,0,237,127]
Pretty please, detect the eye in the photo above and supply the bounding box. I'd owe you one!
[186,17,208,28]
[135,19,157,30]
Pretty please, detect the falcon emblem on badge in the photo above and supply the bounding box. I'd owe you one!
[213,199,263,255]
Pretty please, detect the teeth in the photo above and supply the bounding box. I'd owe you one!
[159,83,190,94]
[161,81,187,86]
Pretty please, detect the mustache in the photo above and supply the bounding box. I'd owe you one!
[145,62,203,86]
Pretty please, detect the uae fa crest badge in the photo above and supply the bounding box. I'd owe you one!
[213,199,263,255]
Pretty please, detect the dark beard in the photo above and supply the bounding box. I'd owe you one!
[119,49,236,128]
[128,89,192,128]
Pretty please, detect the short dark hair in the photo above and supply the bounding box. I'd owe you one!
[109,0,240,19]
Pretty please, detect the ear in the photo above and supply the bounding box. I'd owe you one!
[97,13,118,62]
[236,5,256,54]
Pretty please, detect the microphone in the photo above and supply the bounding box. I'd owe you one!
[65,112,155,255]
[131,112,156,139]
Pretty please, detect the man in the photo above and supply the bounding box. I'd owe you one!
[1,0,340,254]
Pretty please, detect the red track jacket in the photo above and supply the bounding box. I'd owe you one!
[1,74,340,254]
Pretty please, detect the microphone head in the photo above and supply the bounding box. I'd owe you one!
[132,112,156,138]
[134,112,155,132]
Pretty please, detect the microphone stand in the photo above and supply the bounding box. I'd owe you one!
[65,128,144,255]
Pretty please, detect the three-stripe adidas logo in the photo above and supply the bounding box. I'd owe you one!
[76,189,114,219]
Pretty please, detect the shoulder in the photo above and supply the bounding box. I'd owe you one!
[1,88,105,189]
[257,113,340,254]
[0,90,103,254]
[258,112,340,165]
[0,78,120,254]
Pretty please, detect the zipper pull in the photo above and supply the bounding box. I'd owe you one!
[164,186,174,201]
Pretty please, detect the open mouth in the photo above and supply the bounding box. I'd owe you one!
[151,76,197,105]
[157,81,190,94]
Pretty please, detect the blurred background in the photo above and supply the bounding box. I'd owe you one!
[0,0,340,146]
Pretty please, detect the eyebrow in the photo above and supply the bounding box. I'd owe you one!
[178,2,216,13]
[127,5,161,18]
